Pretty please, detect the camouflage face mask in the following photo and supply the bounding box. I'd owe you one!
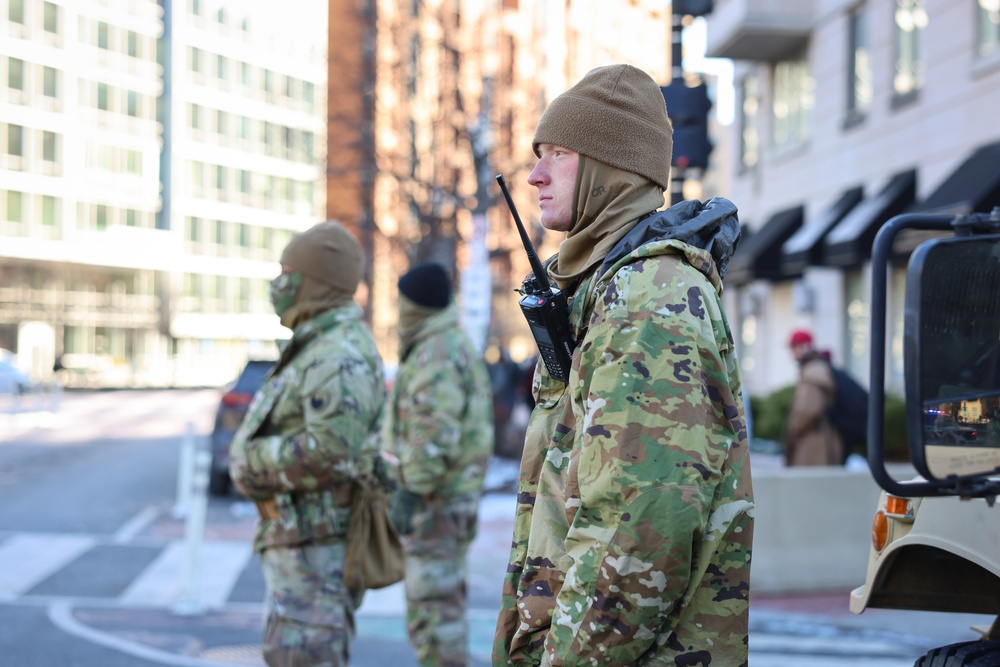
[268,270,303,318]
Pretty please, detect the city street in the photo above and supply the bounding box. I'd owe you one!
[0,389,991,666]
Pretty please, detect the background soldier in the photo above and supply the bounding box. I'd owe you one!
[229,220,386,667]
[383,262,494,667]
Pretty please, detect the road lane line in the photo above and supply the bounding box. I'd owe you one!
[0,533,96,600]
[48,599,261,667]
[113,505,163,544]
[121,540,253,609]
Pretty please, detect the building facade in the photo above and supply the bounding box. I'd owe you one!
[0,0,327,387]
[330,0,683,367]
[706,0,1000,400]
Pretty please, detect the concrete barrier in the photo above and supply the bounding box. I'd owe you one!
[749,462,916,595]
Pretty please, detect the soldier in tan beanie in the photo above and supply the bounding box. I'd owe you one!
[230,220,388,667]
[494,65,754,667]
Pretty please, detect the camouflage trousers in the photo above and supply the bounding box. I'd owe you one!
[403,502,477,667]
[259,541,361,667]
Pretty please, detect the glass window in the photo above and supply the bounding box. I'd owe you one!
[241,62,251,86]
[8,58,24,91]
[7,124,23,156]
[239,115,250,140]
[772,53,813,151]
[191,103,202,129]
[848,4,872,117]
[98,22,110,49]
[239,169,251,193]
[190,160,203,187]
[42,131,56,161]
[979,0,1000,57]
[41,195,56,225]
[187,216,200,242]
[97,82,109,110]
[191,0,202,16]
[9,0,24,24]
[263,69,273,94]
[303,81,314,105]
[95,204,108,230]
[215,165,225,189]
[125,209,137,226]
[216,54,227,81]
[214,219,226,244]
[740,75,759,167]
[127,90,138,117]
[215,109,227,135]
[127,150,140,175]
[303,132,314,161]
[127,30,139,57]
[190,47,203,74]
[43,66,58,97]
[217,7,226,24]
[6,191,22,221]
[43,2,58,33]
[893,0,926,99]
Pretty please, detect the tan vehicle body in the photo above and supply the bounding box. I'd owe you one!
[850,487,1000,633]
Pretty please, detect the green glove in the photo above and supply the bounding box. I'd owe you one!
[390,489,421,536]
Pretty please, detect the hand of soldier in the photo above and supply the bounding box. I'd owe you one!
[390,489,421,536]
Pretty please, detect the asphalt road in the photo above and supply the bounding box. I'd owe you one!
[0,388,992,666]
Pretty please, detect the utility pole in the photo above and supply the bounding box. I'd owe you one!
[664,1,714,206]
[670,11,686,207]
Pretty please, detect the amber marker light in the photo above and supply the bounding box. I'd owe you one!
[872,510,889,552]
[885,495,909,517]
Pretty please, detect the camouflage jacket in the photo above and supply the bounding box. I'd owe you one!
[493,200,754,667]
[382,304,493,516]
[229,304,386,553]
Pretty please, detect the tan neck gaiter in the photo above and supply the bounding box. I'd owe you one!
[548,156,665,291]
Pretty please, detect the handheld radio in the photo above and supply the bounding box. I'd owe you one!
[496,174,575,382]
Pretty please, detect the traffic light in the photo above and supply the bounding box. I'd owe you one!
[673,0,713,17]
[660,82,713,170]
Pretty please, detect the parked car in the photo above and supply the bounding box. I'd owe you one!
[922,410,978,444]
[208,359,275,496]
[0,353,31,395]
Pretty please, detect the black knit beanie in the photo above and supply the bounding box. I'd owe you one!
[398,263,451,309]
[532,64,673,190]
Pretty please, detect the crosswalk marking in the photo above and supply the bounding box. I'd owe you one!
[0,533,96,600]
[121,540,253,608]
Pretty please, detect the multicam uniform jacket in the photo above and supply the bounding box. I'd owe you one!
[229,303,386,553]
[382,304,493,519]
[493,199,755,667]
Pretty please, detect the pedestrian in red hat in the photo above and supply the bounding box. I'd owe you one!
[785,329,843,465]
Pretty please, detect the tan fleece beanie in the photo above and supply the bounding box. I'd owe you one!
[280,220,363,294]
[532,64,673,190]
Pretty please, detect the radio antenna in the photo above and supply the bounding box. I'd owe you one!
[496,174,552,293]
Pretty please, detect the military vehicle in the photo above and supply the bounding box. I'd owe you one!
[850,209,1000,666]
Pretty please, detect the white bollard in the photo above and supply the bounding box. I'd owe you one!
[172,423,195,519]
[173,445,211,616]
[49,381,62,415]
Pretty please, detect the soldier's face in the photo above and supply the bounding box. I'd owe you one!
[528,144,579,233]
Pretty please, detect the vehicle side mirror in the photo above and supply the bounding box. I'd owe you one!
[907,234,1000,481]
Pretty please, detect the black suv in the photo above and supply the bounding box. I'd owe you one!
[209,359,275,495]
